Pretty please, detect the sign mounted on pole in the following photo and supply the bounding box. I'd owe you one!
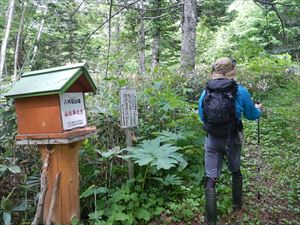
[60,92,87,130]
[120,87,138,129]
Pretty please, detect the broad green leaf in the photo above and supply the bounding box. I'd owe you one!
[0,165,8,176]
[135,208,151,221]
[8,166,21,174]
[154,207,165,215]
[178,158,188,171]
[112,191,128,203]
[123,138,187,171]
[3,212,11,225]
[80,185,108,199]
[163,174,183,186]
[80,185,95,198]
[1,197,14,211]
[134,155,153,166]
[88,210,104,220]
[13,200,27,211]
[98,147,123,159]
[71,216,80,225]
[154,157,178,170]
[111,212,129,221]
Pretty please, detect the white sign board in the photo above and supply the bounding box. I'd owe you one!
[60,92,87,130]
[120,88,138,129]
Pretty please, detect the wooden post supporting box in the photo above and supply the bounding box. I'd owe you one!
[4,63,97,224]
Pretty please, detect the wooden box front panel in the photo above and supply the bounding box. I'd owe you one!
[15,95,63,135]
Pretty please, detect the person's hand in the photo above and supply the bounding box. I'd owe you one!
[255,103,263,111]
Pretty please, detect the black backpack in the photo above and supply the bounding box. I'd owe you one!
[202,78,240,137]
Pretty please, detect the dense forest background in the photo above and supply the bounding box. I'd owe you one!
[0,0,299,224]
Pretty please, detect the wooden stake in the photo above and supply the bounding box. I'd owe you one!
[31,152,50,225]
[46,171,61,225]
[125,129,134,179]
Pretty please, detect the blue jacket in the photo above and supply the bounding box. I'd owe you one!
[198,84,261,122]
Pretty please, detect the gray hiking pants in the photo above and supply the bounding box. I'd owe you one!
[205,132,243,178]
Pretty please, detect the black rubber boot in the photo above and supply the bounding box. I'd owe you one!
[205,188,217,225]
[232,175,243,210]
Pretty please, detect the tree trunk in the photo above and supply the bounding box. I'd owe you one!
[138,1,146,74]
[180,0,197,76]
[151,33,160,71]
[0,0,15,79]
[31,5,48,67]
[13,1,27,81]
[151,0,161,72]
[114,17,125,76]
[105,0,113,78]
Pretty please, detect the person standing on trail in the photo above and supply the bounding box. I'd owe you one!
[198,57,263,225]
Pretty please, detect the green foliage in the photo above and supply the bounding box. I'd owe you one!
[0,188,27,225]
[200,0,236,29]
[82,181,164,225]
[0,164,21,177]
[124,137,187,191]
[124,138,187,171]
[237,53,294,95]
[0,101,16,150]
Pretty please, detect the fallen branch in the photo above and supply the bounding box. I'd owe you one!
[46,171,61,225]
[31,152,51,225]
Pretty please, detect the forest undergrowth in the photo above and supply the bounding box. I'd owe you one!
[0,66,299,225]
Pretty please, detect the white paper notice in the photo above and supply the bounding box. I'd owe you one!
[120,88,138,129]
[60,92,87,130]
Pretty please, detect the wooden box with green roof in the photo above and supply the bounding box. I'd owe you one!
[4,63,97,144]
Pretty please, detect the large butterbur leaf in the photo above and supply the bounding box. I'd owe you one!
[124,138,187,171]
[154,157,178,170]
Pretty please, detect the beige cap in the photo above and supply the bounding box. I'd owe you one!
[211,57,237,80]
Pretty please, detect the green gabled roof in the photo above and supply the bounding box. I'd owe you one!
[4,63,97,99]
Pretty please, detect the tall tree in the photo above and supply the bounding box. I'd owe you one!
[150,0,162,71]
[180,0,197,75]
[13,1,26,81]
[30,3,48,67]
[137,0,146,74]
[0,0,15,78]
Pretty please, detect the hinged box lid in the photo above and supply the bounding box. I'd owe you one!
[4,63,96,99]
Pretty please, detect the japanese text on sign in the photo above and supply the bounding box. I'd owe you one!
[60,92,87,130]
[120,88,138,129]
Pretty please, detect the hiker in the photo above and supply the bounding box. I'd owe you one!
[198,57,263,225]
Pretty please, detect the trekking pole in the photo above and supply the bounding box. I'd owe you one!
[257,117,261,200]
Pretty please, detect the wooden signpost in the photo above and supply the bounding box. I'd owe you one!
[120,87,138,179]
[4,63,97,224]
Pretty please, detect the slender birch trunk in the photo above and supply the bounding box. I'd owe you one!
[0,0,15,78]
[114,17,124,76]
[105,0,113,78]
[180,0,197,75]
[151,33,160,71]
[30,5,48,66]
[151,0,161,72]
[13,1,27,81]
[138,1,146,74]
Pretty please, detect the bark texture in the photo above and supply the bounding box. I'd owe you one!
[138,1,146,74]
[151,33,160,71]
[31,5,48,66]
[180,0,197,75]
[0,0,15,78]
[31,153,50,225]
[13,1,26,81]
[151,0,162,72]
